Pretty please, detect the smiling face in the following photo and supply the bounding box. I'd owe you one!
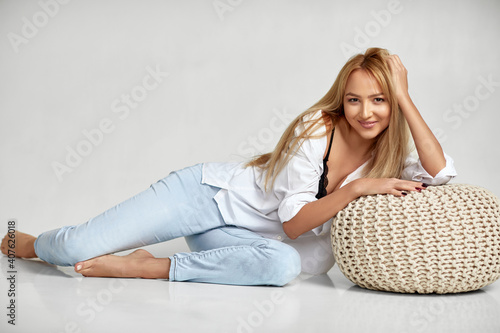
[343,69,391,141]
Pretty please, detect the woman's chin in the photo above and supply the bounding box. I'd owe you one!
[354,128,382,140]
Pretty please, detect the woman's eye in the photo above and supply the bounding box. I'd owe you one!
[348,98,359,102]
[374,97,385,102]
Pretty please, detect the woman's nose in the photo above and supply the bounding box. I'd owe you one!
[360,103,373,119]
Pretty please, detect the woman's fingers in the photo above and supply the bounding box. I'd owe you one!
[387,54,405,71]
[394,180,428,196]
[389,54,403,67]
[391,189,406,197]
[398,180,425,189]
[386,55,409,102]
[357,178,428,197]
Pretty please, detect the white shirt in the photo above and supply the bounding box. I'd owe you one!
[201,110,457,274]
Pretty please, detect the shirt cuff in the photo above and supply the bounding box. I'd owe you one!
[402,152,457,186]
[278,192,317,223]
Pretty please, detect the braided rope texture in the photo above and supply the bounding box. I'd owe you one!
[331,184,500,294]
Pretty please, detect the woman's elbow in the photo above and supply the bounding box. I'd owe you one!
[283,221,299,240]
[422,161,447,178]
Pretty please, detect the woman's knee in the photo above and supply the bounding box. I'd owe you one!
[258,242,301,286]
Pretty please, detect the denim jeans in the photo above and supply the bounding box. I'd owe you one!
[34,163,301,286]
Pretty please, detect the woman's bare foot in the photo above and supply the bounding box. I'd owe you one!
[74,249,171,279]
[1,231,37,258]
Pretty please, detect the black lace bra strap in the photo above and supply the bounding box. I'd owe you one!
[325,128,334,162]
[315,128,335,200]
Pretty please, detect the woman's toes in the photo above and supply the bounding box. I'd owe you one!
[74,261,89,274]
[73,252,160,278]
[75,262,83,272]
[74,255,127,278]
[74,258,99,276]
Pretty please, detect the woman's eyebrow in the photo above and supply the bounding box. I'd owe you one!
[345,92,384,98]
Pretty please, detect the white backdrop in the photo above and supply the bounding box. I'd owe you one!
[1,0,499,256]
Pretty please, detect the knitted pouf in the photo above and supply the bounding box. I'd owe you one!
[331,183,500,294]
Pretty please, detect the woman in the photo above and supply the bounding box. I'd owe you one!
[1,48,456,286]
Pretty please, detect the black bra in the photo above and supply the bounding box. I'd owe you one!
[316,129,334,199]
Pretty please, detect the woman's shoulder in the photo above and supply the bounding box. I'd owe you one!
[291,110,329,164]
[294,109,329,137]
[303,109,323,120]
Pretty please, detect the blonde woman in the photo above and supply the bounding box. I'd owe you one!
[1,48,456,286]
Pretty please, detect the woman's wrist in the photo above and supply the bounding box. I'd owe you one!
[397,92,414,111]
[346,178,365,199]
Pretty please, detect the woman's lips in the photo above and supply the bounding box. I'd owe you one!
[358,121,377,129]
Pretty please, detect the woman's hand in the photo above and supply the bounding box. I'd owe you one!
[351,177,427,197]
[387,54,411,103]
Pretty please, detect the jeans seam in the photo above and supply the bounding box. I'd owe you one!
[217,227,271,247]
[169,255,176,281]
[176,244,270,266]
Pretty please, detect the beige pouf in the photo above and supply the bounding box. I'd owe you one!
[331,184,500,294]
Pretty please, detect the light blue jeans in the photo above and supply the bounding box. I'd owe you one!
[34,163,301,286]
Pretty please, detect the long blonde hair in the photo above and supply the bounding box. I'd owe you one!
[246,48,411,191]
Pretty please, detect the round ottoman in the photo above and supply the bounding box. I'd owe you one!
[331,183,500,294]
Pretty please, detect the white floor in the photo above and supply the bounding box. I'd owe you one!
[2,254,500,333]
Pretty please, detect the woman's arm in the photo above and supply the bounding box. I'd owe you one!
[387,55,446,177]
[283,181,358,239]
[283,177,425,239]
